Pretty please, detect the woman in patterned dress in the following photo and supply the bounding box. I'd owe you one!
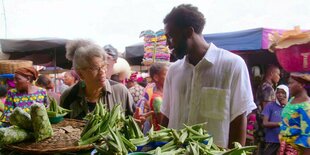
[278,73,310,155]
[3,67,48,122]
[126,72,145,105]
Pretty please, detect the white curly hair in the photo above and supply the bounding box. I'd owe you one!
[66,39,107,70]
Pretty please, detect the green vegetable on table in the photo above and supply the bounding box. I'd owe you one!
[9,107,33,131]
[0,126,33,146]
[47,96,71,117]
[30,103,53,142]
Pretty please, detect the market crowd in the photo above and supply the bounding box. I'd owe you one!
[0,4,309,155]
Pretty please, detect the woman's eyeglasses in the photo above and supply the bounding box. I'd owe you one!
[87,65,107,74]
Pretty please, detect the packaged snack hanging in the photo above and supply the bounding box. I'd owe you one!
[140,29,171,66]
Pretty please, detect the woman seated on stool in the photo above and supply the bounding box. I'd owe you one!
[3,67,48,122]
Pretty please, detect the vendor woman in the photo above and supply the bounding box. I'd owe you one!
[3,67,48,122]
[60,40,134,119]
[278,73,310,154]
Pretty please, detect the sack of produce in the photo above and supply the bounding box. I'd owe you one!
[9,107,33,131]
[0,126,33,145]
[30,103,53,142]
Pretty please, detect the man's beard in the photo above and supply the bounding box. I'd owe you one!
[172,39,187,59]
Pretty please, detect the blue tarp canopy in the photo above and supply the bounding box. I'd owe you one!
[124,28,283,65]
[204,28,264,51]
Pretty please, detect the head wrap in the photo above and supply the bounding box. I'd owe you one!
[126,72,138,83]
[275,84,289,106]
[290,72,310,85]
[14,67,38,81]
[69,70,80,81]
[126,72,144,83]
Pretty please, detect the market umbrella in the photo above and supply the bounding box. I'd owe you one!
[0,38,72,69]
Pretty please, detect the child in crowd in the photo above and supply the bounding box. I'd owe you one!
[148,62,168,131]
[136,62,169,133]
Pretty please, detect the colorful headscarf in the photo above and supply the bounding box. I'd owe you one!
[290,72,310,85]
[14,67,38,81]
[68,70,80,81]
[126,72,144,83]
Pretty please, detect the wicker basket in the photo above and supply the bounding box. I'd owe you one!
[5,119,94,154]
[0,60,33,74]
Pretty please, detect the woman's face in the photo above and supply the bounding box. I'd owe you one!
[79,57,107,88]
[126,81,135,89]
[288,77,303,96]
[63,72,75,86]
[14,74,30,92]
[276,88,287,105]
[154,67,168,88]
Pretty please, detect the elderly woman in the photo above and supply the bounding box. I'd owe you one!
[3,67,48,122]
[63,70,80,87]
[60,40,134,120]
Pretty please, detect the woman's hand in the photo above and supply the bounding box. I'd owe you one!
[133,107,154,128]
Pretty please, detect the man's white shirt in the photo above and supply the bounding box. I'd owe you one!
[161,43,257,147]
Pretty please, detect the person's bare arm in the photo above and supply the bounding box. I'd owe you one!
[261,101,269,111]
[303,148,310,155]
[228,112,247,148]
[262,116,280,128]
[160,114,169,127]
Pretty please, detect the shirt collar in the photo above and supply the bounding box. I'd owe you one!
[202,43,217,65]
[183,43,218,66]
[105,80,112,94]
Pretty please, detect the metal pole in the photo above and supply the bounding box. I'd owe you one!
[53,48,57,92]
[1,0,8,38]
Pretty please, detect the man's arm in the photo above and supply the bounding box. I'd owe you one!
[228,112,247,148]
[160,114,169,127]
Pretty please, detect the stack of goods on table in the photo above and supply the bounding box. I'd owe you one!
[1,100,256,154]
[79,103,257,154]
[0,101,92,154]
[269,26,310,72]
[0,103,54,145]
[140,30,171,66]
